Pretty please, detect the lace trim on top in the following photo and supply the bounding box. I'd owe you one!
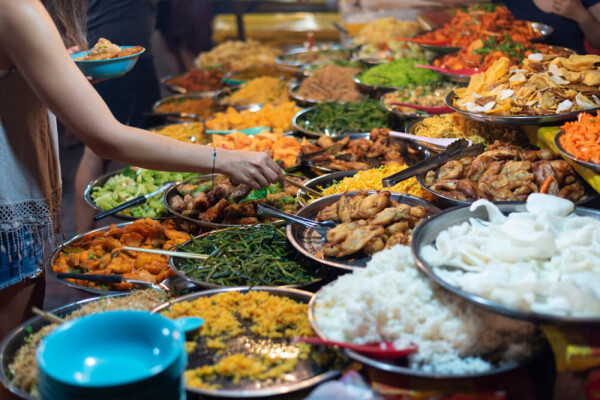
[0,188,62,263]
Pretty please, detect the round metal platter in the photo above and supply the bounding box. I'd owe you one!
[307,287,547,379]
[379,86,460,119]
[352,72,401,96]
[275,45,350,68]
[84,167,191,221]
[446,92,600,125]
[530,22,554,43]
[286,191,441,271]
[288,82,319,107]
[168,231,323,290]
[151,287,341,397]
[554,130,600,173]
[0,294,132,400]
[163,175,293,229]
[160,73,220,96]
[151,92,224,123]
[411,202,600,325]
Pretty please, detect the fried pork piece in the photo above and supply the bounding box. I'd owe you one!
[170,195,186,212]
[203,198,230,222]
[326,220,368,244]
[323,224,384,258]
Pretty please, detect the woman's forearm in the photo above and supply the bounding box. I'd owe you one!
[577,11,600,48]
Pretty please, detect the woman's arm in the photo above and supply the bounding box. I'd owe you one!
[0,0,282,189]
[552,0,600,49]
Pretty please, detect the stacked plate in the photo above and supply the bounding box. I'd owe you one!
[36,311,186,400]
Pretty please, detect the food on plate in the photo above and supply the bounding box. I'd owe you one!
[559,112,600,164]
[155,97,219,120]
[52,219,190,290]
[352,18,419,46]
[165,68,227,92]
[225,64,298,83]
[300,128,407,171]
[356,41,430,63]
[174,224,314,287]
[205,102,300,133]
[90,167,198,217]
[434,38,573,72]
[213,132,300,168]
[356,58,438,87]
[422,194,600,316]
[9,290,169,395]
[296,65,364,103]
[317,163,435,202]
[416,5,541,48]
[150,122,208,144]
[279,48,351,66]
[295,100,388,135]
[315,190,432,258]
[75,38,143,61]
[160,291,322,389]
[424,141,590,203]
[313,245,536,374]
[382,82,458,115]
[453,55,600,116]
[194,40,281,71]
[223,77,289,106]
[168,175,301,225]
[412,113,526,146]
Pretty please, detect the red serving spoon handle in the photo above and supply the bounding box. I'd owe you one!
[394,37,452,45]
[293,337,418,359]
[415,64,480,76]
[390,102,453,115]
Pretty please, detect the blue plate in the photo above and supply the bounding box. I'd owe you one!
[70,46,145,80]
[37,311,184,387]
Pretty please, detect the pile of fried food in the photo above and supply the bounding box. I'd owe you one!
[169,175,301,225]
[76,38,143,61]
[316,191,432,258]
[165,68,227,93]
[194,40,281,71]
[223,77,289,106]
[453,55,600,116]
[352,18,419,46]
[416,5,541,48]
[52,219,190,290]
[150,122,208,144]
[213,132,300,168]
[424,141,590,203]
[300,128,408,171]
[155,97,220,120]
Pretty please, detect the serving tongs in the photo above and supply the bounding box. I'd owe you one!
[56,272,167,291]
[93,181,175,221]
[381,139,484,187]
[389,131,472,152]
[257,203,335,239]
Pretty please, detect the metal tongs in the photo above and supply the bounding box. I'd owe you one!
[381,139,484,187]
[257,203,335,239]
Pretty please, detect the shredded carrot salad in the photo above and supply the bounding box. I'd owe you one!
[560,112,600,165]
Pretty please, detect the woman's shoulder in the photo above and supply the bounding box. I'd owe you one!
[0,0,47,26]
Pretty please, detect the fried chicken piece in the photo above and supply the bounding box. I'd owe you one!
[385,233,409,249]
[424,170,437,187]
[521,148,554,161]
[183,194,194,210]
[430,180,479,201]
[223,202,256,219]
[467,155,493,182]
[482,148,520,161]
[370,205,411,226]
[328,160,371,171]
[386,221,409,235]
[478,182,517,201]
[237,217,259,225]
[348,138,372,158]
[409,206,429,218]
[514,182,538,201]
[317,201,340,222]
[336,225,384,258]
[501,160,532,174]
[345,191,369,221]
[532,161,560,195]
[193,191,210,210]
[316,136,335,148]
[437,160,464,181]
[326,220,368,244]
[363,237,385,256]
[357,192,391,219]
[558,183,586,202]
[170,195,186,213]
[550,160,576,185]
[479,161,505,185]
[370,128,391,141]
[204,198,230,222]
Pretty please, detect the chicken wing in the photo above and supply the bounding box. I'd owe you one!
[357,192,391,219]
[336,225,384,258]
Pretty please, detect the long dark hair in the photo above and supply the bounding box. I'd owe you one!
[42,0,88,49]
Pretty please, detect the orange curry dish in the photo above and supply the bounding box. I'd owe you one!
[52,219,190,291]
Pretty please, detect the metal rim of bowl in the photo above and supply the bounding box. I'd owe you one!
[286,190,441,272]
[410,202,600,325]
[151,286,341,398]
[151,92,222,122]
[352,71,403,95]
[83,167,180,221]
[445,91,600,125]
[292,106,378,138]
[72,47,145,63]
[307,286,548,378]
[0,294,132,400]
[554,130,600,173]
[275,45,348,68]
[167,230,322,290]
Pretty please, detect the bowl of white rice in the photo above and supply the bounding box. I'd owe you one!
[309,245,546,380]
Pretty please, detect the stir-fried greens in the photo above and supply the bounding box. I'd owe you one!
[297,100,389,135]
[176,224,315,286]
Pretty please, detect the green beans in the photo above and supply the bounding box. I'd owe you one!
[176,224,314,287]
[298,100,388,135]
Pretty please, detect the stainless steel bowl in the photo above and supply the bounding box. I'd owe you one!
[554,130,600,173]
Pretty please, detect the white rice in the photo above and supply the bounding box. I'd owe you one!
[313,245,535,375]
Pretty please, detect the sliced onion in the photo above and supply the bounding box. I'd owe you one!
[576,93,597,109]
[556,99,573,113]
[499,89,514,101]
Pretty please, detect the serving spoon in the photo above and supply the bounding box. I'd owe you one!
[293,337,418,359]
[390,102,453,115]
[415,64,480,76]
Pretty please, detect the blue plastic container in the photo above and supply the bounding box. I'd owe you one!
[70,46,144,80]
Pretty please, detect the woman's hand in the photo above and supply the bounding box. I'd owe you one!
[552,0,588,22]
[217,149,284,190]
